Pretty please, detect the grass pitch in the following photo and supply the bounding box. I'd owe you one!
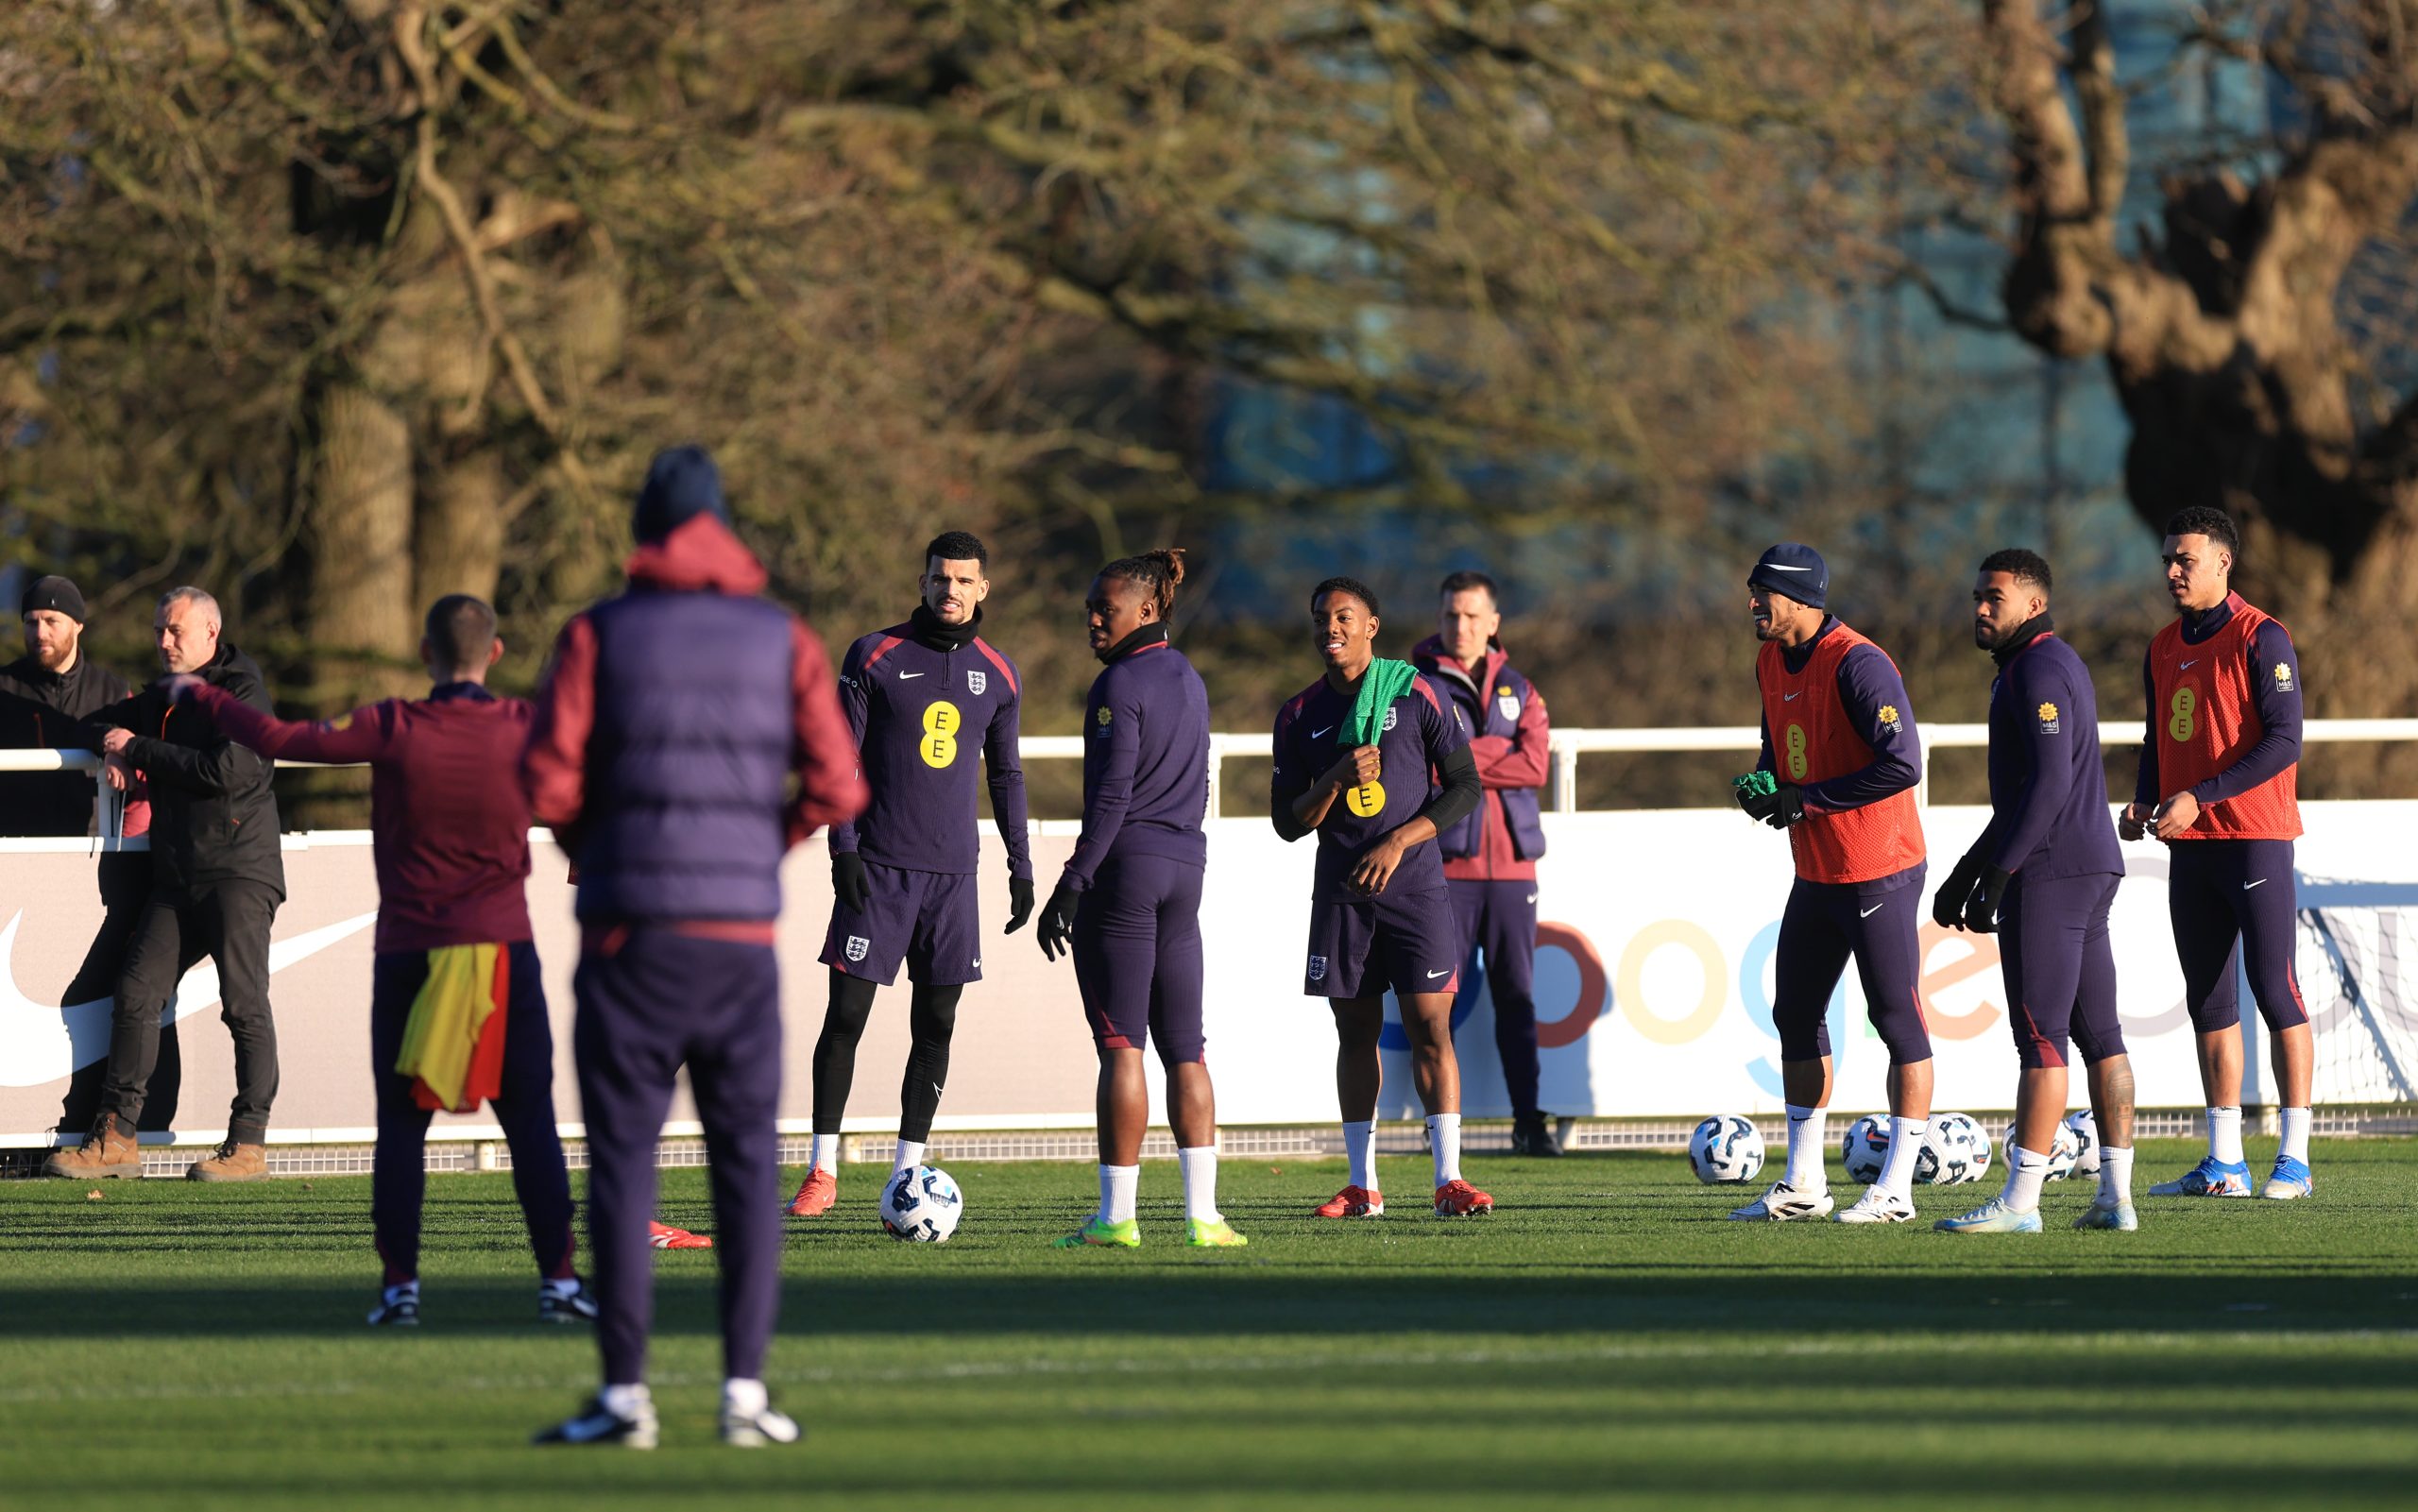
[3,1136,2415,1510]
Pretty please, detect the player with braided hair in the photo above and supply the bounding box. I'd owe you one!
[1035,551,1245,1248]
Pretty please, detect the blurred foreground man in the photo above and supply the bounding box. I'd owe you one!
[1411,570,1556,1156]
[48,588,282,1181]
[523,446,864,1448]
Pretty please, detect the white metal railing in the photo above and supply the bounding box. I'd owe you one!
[9,719,2418,822]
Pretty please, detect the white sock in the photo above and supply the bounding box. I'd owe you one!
[2098,1145,2134,1204]
[894,1139,926,1177]
[2206,1105,2244,1165]
[1098,1163,1139,1224]
[723,1377,767,1418]
[1877,1117,1928,1199]
[809,1132,839,1172]
[1784,1104,1827,1190]
[600,1383,651,1419]
[1343,1120,1376,1190]
[384,1280,420,1302]
[2001,1146,2050,1213]
[1427,1113,1462,1187]
[538,1276,580,1299]
[1177,1146,1221,1223]
[2278,1107,2311,1164]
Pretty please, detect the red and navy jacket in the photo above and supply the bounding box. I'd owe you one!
[1979,627,2121,882]
[1059,624,1209,894]
[2134,592,2302,840]
[826,612,1032,881]
[521,515,867,926]
[1410,634,1547,881]
[1271,670,1471,901]
[197,680,539,955]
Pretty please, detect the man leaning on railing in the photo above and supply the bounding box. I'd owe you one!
[0,575,170,1135]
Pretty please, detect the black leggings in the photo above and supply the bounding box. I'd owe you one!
[810,970,962,1142]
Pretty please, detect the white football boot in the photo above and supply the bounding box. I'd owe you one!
[1833,1186,1916,1224]
[1727,1180,1835,1221]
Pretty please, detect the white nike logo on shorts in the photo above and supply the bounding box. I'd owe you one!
[1525,892,1538,904]
[2242,879,2267,891]
[1426,969,1450,979]
[1860,903,1884,918]
[898,671,925,679]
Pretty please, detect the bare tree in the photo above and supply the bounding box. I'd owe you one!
[1977,0,2418,732]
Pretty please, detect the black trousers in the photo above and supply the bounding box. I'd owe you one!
[100,879,282,1144]
[60,852,179,1132]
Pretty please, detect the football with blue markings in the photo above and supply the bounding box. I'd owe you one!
[1840,1114,1890,1185]
[880,1164,964,1243]
[1920,1113,1990,1186]
[1688,1114,1765,1184]
[2000,1119,2082,1181]
[2064,1109,2102,1176]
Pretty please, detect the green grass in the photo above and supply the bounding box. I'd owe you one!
[4,1137,2416,1509]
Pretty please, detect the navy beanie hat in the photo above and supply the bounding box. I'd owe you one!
[1747,543,1828,611]
[21,575,87,622]
[632,445,730,544]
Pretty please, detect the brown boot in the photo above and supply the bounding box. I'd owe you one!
[186,1140,269,1182]
[43,1114,143,1180]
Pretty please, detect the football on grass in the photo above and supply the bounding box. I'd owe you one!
[881,1164,964,1243]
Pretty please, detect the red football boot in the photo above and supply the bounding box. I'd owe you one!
[648,1220,713,1250]
[783,1167,838,1217]
[1433,1179,1494,1217]
[1313,1183,1386,1218]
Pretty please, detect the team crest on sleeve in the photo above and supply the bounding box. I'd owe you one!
[1097,705,1113,726]
[844,936,870,962]
[967,669,987,696]
[2036,702,2060,734]
[1875,704,1902,735]
[1307,955,1328,982]
[2274,662,2295,692]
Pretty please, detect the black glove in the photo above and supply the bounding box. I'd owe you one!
[1963,865,2012,934]
[1933,852,1984,929]
[1742,783,1805,829]
[1036,881,1080,962]
[1004,875,1035,934]
[831,850,871,914]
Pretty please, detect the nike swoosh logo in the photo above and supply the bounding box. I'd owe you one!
[1425,969,1451,979]
[2242,879,2267,891]
[971,959,981,969]
[2179,660,2198,671]
[1524,893,1537,904]
[897,671,925,680]
[1310,726,1335,739]
[1781,692,1801,702]
[0,908,379,1088]
[1763,564,1814,572]
[1860,904,1884,918]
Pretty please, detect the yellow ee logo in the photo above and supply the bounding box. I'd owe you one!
[2168,686,2197,743]
[921,701,963,768]
[1783,722,1810,782]
[1345,780,1387,818]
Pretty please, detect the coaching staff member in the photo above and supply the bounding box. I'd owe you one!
[1411,570,1557,1156]
[524,445,865,1449]
[45,587,283,1182]
[0,576,176,1133]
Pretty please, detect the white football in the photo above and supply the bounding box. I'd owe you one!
[1840,1114,1890,1186]
[1689,1115,1765,1184]
[1921,1113,1990,1186]
[2065,1109,2102,1176]
[2001,1120,2082,1181]
[880,1164,964,1243]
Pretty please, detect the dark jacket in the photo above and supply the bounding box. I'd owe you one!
[521,514,866,924]
[0,652,132,837]
[83,643,284,898]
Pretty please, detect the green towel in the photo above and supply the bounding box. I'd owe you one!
[1733,770,1778,799]
[1344,658,1420,746]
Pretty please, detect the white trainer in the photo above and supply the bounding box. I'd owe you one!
[1833,1187,1916,1224]
[1727,1180,1835,1222]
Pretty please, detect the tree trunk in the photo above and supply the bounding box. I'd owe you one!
[416,447,506,612]
[309,382,417,705]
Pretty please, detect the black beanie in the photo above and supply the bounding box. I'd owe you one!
[21,575,87,622]
[632,445,731,545]
[1747,543,1829,611]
